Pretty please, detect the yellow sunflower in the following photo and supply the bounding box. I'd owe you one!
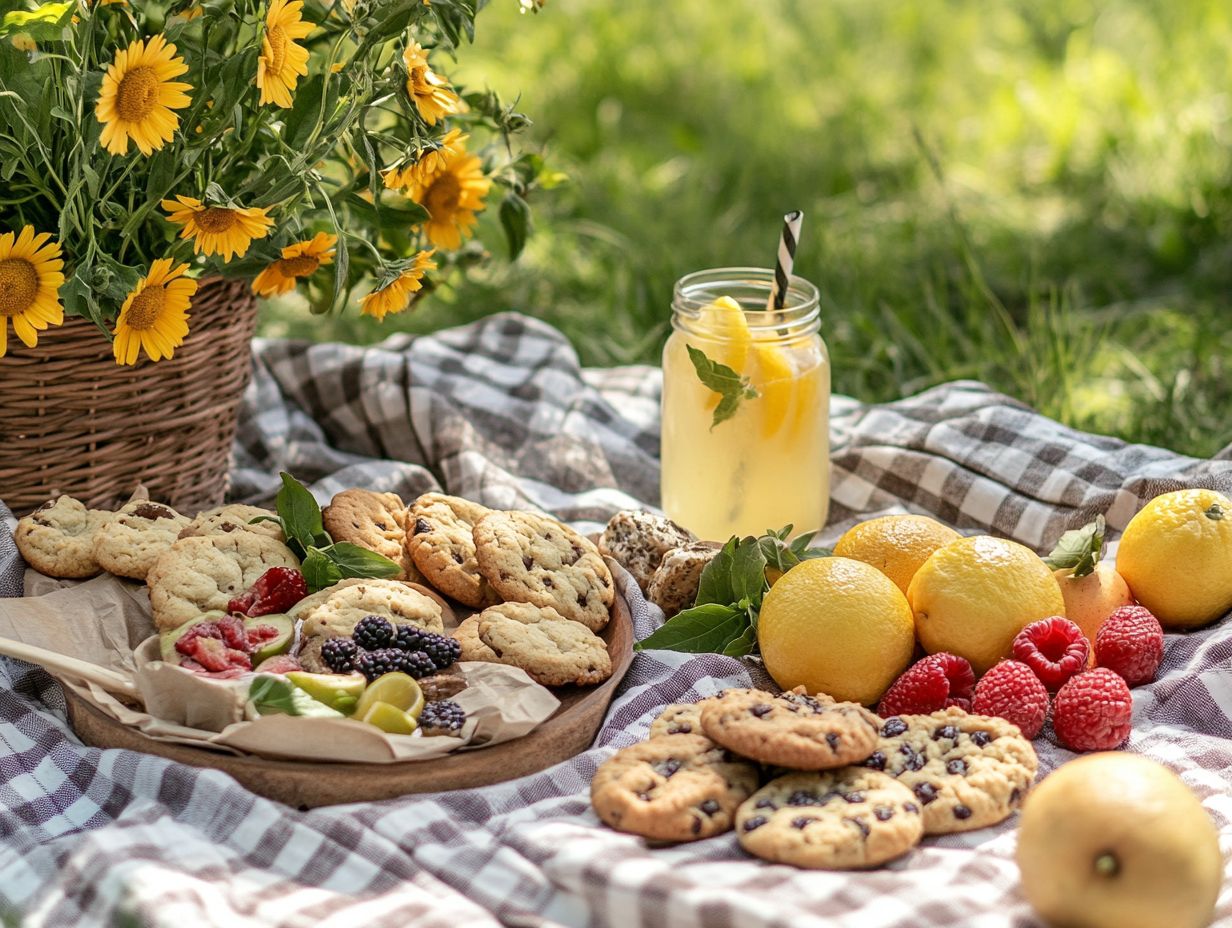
[257,0,314,108]
[406,137,491,250]
[251,232,336,297]
[403,42,465,126]
[360,250,436,321]
[95,34,192,157]
[381,128,465,191]
[113,259,197,365]
[0,226,64,358]
[160,196,274,262]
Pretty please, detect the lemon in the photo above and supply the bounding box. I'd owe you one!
[750,341,794,437]
[1018,753,1222,928]
[360,701,419,735]
[907,535,1065,674]
[758,556,915,705]
[1053,563,1134,650]
[695,297,751,397]
[833,515,962,595]
[286,671,366,715]
[353,672,425,721]
[1116,489,1232,629]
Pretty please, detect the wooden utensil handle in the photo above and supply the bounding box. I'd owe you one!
[0,638,139,698]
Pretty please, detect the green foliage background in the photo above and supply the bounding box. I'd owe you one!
[262,0,1232,457]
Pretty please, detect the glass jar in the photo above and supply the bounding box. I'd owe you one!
[660,267,830,541]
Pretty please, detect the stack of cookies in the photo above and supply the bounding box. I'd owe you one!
[590,687,1039,870]
[598,510,719,617]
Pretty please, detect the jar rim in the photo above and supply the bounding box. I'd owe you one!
[672,267,820,335]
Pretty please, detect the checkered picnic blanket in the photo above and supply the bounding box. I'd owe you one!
[2,312,1232,927]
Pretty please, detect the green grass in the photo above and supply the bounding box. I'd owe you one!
[261,0,1232,458]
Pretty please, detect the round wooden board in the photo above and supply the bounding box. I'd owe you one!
[65,594,634,808]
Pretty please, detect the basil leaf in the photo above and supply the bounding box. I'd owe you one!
[730,536,769,608]
[249,676,343,718]
[636,603,749,653]
[1043,515,1105,577]
[326,542,402,580]
[695,536,739,606]
[276,472,326,555]
[301,548,343,592]
[721,623,759,657]
[687,345,759,429]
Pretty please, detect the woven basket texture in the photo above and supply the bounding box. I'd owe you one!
[0,277,257,516]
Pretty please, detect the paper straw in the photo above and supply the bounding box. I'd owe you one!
[767,209,804,310]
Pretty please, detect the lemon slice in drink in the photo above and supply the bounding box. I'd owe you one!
[694,297,752,411]
[750,341,794,437]
[360,700,419,735]
[353,672,425,720]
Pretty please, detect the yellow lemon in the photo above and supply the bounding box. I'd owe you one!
[1116,489,1232,629]
[695,296,751,404]
[907,535,1065,674]
[833,514,962,595]
[1053,563,1134,652]
[353,671,424,720]
[1018,753,1222,928]
[750,340,794,437]
[758,556,915,705]
[360,701,419,735]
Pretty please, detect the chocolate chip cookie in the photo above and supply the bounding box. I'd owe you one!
[178,504,283,541]
[646,543,719,618]
[598,510,697,593]
[701,688,882,770]
[475,602,612,686]
[591,734,759,842]
[93,500,191,580]
[861,708,1039,834]
[648,697,722,738]
[736,769,924,869]
[15,496,113,579]
[146,533,301,631]
[452,616,498,662]
[291,578,445,638]
[322,489,423,583]
[474,510,614,631]
[405,493,499,608]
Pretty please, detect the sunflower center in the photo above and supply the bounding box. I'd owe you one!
[195,207,238,233]
[277,255,320,277]
[115,66,162,122]
[267,25,289,75]
[424,172,462,217]
[0,258,37,316]
[125,286,165,330]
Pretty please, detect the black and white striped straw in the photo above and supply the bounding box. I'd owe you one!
[768,209,804,310]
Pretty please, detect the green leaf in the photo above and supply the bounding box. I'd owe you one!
[0,2,74,40]
[721,623,759,657]
[284,73,326,152]
[686,345,759,429]
[1043,514,1105,577]
[729,536,769,608]
[325,542,402,580]
[499,191,531,260]
[248,676,344,718]
[760,525,831,573]
[695,536,738,606]
[301,549,343,592]
[635,603,749,654]
[275,472,326,555]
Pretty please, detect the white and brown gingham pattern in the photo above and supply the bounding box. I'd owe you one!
[2,312,1231,927]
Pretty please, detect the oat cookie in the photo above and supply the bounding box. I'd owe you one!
[15,496,113,579]
[452,616,498,662]
[591,734,759,842]
[406,493,499,608]
[646,543,719,618]
[861,708,1039,834]
[322,489,423,583]
[474,510,614,631]
[736,769,924,869]
[701,688,881,770]
[178,504,283,541]
[93,500,191,580]
[476,602,612,686]
[291,577,444,638]
[147,533,301,631]
[598,510,697,593]
[648,696,723,738]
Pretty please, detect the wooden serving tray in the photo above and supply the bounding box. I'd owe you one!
[64,594,634,809]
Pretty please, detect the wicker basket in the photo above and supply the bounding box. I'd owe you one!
[0,277,258,516]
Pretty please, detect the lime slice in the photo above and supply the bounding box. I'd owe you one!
[751,342,794,437]
[353,672,425,720]
[286,671,367,715]
[359,700,419,735]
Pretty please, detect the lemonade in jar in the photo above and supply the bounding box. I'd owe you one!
[660,267,830,540]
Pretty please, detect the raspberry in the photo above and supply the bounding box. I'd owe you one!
[321,637,359,674]
[878,653,975,716]
[1052,668,1133,751]
[353,615,395,651]
[971,660,1049,739]
[1095,605,1164,687]
[1011,617,1090,691]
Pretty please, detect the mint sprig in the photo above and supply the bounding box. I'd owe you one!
[687,345,759,429]
[1043,514,1106,577]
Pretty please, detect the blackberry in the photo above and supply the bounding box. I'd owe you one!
[394,626,461,669]
[353,615,394,651]
[419,700,466,736]
[401,650,438,679]
[355,647,406,682]
[321,637,359,673]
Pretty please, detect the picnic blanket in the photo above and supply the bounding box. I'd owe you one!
[2,312,1232,927]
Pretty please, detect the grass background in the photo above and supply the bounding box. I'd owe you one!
[262,0,1232,458]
